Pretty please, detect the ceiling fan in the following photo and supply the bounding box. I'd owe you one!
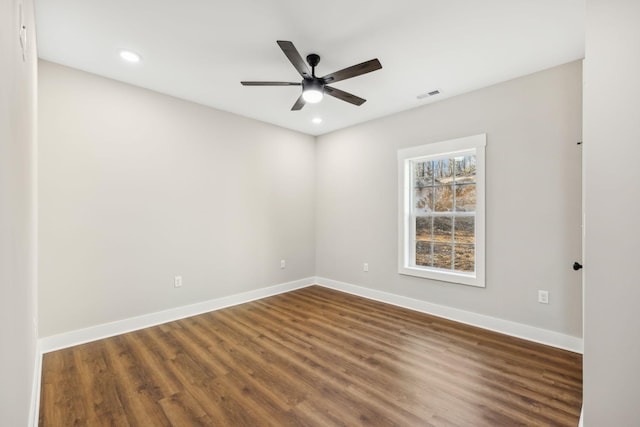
[241,40,382,111]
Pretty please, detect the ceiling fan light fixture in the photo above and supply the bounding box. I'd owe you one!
[303,89,323,103]
[302,79,324,103]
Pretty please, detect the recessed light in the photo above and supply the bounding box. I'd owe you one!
[119,49,141,63]
[312,117,323,124]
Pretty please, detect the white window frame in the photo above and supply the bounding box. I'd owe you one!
[397,134,486,287]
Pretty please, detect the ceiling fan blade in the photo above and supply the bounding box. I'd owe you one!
[322,59,382,84]
[277,40,312,79]
[324,86,366,106]
[241,81,301,86]
[291,94,306,111]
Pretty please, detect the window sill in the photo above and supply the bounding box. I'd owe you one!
[399,266,485,288]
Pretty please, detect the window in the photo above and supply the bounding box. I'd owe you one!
[398,134,486,287]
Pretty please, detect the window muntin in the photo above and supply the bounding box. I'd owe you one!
[398,134,485,287]
[411,155,476,272]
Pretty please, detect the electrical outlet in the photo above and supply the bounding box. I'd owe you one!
[174,276,183,288]
[280,259,286,269]
[538,290,549,304]
[363,263,369,272]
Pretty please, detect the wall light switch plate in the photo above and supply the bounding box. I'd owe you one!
[174,276,183,288]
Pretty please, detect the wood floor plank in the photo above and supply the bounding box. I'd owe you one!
[40,350,90,426]
[157,391,214,427]
[71,342,130,427]
[100,337,173,427]
[40,285,582,426]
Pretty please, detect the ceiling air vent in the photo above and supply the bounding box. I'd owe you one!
[417,90,440,100]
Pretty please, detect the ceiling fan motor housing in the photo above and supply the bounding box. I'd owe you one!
[302,78,323,92]
[306,53,321,69]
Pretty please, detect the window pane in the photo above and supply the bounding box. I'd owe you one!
[433,217,452,242]
[414,161,433,187]
[414,187,433,213]
[434,159,454,184]
[416,216,432,239]
[433,243,453,269]
[454,184,476,212]
[455,244,475,272]
[454,155,476,184]
[454,216,475,244]
[434,185,453,211]
[415,241,433,267]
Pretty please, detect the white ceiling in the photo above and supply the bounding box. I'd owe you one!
[34,0,585,136]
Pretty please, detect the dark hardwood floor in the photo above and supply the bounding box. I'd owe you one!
[39,285,582,426]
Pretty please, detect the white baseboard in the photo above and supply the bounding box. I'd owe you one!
[29,341,42,427]
[315,277,584,354]
[39,277,315,353]
[578,407,583,427]
[39,275,583,356]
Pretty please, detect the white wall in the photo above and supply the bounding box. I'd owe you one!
[0,0,39,425]
[316,61,583,338]
[38,61,316,337]
[583,0,640,423]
